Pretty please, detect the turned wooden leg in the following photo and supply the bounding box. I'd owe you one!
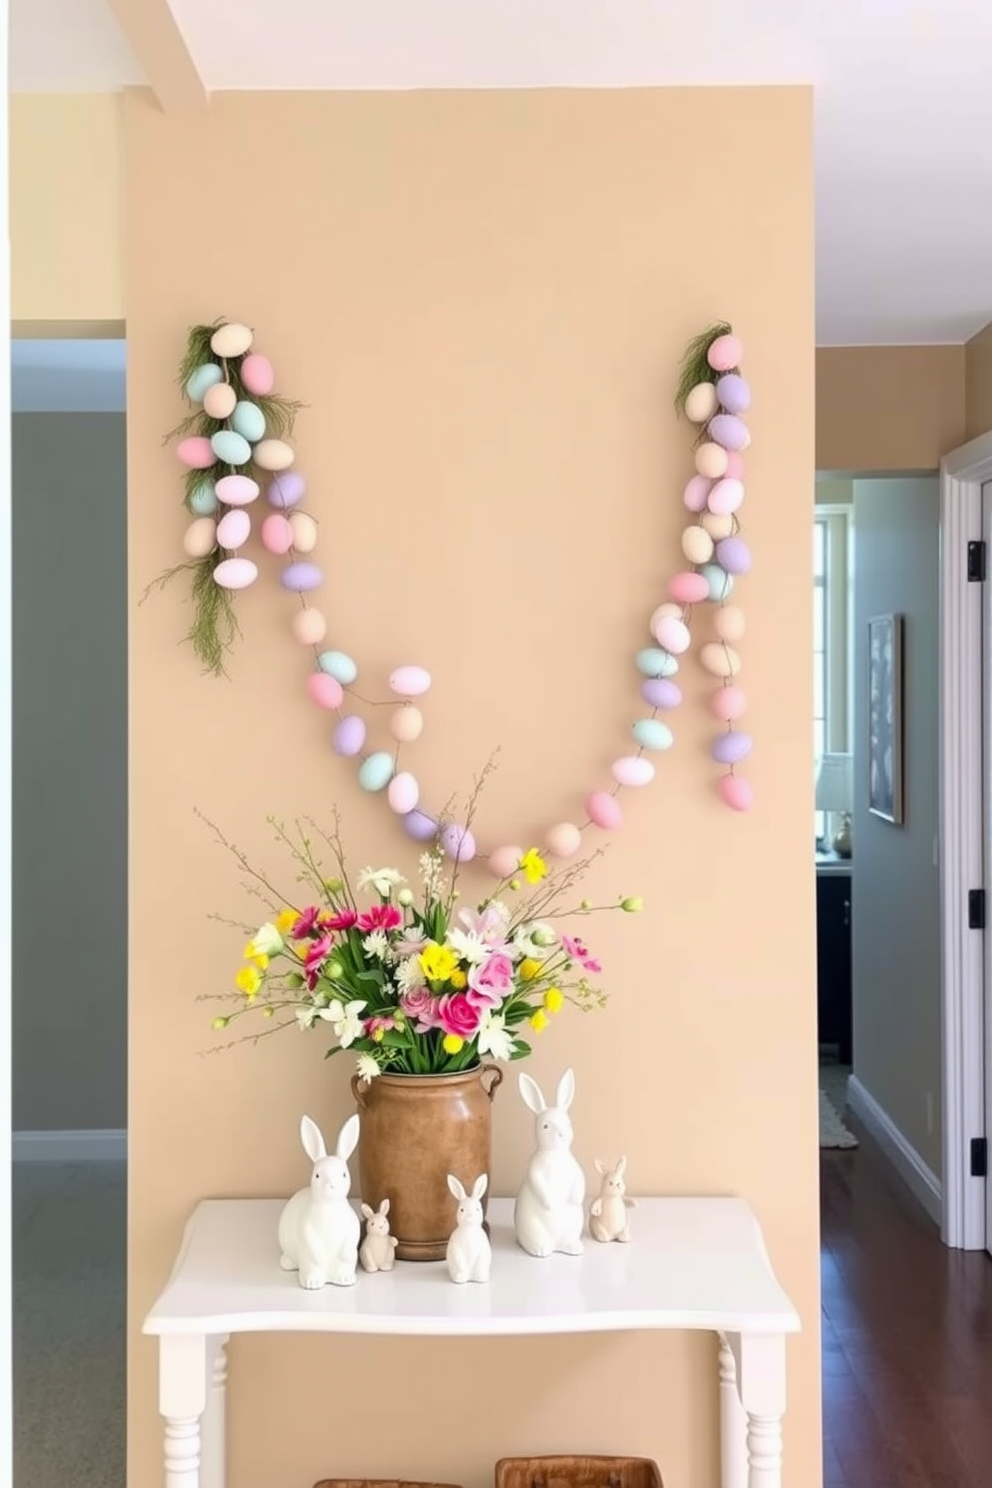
[165,1416,200,1488]
[718,1333,747,1488]
[724,1332,787,1488]
[159,1334,210,1488]
[200,1336,229,1488]
[745,1413,784,1488]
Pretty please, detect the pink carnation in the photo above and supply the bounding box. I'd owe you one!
[467,952,514,1009]
[303,933,334,990]
[326,909,358,932]
[437,992,483,1040]
[562,934,601,974]
[294,905,328,939]
[357,903,402,933]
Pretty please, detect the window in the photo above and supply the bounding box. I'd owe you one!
[814,507,853,841]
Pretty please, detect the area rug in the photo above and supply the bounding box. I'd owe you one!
[820,1088,859,1149]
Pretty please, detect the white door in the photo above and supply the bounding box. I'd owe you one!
[982,482,992,1254]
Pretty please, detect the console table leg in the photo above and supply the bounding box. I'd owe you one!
[200,1335,229,1488]
[745,1413,783,1488]
[724,1331,787,1488]
[718,1333,747,1488]
[165,1416,201,1488]
[159,1334,210,1488]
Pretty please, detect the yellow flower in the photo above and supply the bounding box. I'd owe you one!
[244,948,270,971]
[450,967,468,990]
[275,908,298,936]
[442,1033,465,1054]
[544,987,564,1014]
[519,958,542,982]
[372,1026,386,1043]
[419,942,459,982]
[519,848,548,885]
[235,965,262,998]
[529,1009,549,1033]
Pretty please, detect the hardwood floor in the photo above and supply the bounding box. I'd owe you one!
[820,1138,992,1487]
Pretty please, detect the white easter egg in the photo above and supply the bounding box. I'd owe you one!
[388,772,421,815]
[288,512,318,553]
[684,382,719,424]
[210,322,254,359]
[203,382,237,420]
[713,604,747,643]
[650,604,682,632]
[681,525,714,565]
[695,442,729,480]
[700,642,742,679]
[701,510,735,540]
[389,705,424,742]
[182,517,217,558]
[292,608,328,645]
[213,557,258,591]
[216,508,250,550]
[253,439,295,472]
[546,822,582,859]
[390,665,432,698]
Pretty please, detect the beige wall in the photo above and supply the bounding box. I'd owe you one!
[965,319,992,442]
[816,346,965,472]
[851,477,941,1176]
[125,88,819,1488]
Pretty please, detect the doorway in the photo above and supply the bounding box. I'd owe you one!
[982,479,992,1256]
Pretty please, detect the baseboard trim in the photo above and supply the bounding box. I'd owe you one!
[12,1128,127,1162]
[847,1076,942,1226]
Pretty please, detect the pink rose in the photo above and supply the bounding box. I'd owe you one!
[400,986,438,1031]
[467,952,514,1009]
[437,993,482,1040]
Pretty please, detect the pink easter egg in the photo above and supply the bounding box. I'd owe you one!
[388,772,420,815]
[441,823,476,863]
[216,508,250,550]
[390,665,432,698]
[707,334,743,373]
[307,672,344,710]
[712,685,747,722]
[652,615,690,654]
[723,450,745,480]
[683,475,712,513]
[586,790,622,830]
[177,436,215,470]
[611,756,655,788]
[546,822,582,859]
[669,571,710,605]
[718,773,754,812]
[488,845,523,878]
[240,354,275,397]
[261,513,294,554]
[215,474,260,507]
[213,557,257,590]
[707,478,744,516]
[292,608,327,645]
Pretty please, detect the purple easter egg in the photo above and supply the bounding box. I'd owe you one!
[640,678,683,710]
[683,475,712,513]
[267,471,306,509]
[281,562,323,593]
[708,413,749,452]
[441,822,477,863]
[711,731,753,766]
[716,374,751,415]
[403,810,438,843]
[332,715,366,757]
[716,536,752,575]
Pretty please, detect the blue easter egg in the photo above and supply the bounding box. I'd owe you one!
[358,752,395,793]
[636,647,679,678]
[700,563,734,602]
[231,400,266,443]
[332,715,366,757]
[632,718,674,751]
[318,651,359,686]
[188,480,219,516]
[211,429,252,466]
[185,363,223,402]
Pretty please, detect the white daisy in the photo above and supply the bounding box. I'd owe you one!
[357,866,406,897]
[363,930,389,959]
[317,997,367,1048]
[477,1011,516,1063]
[356,1053,381,1082]
[446,927,490,965]
[395,954,425,993]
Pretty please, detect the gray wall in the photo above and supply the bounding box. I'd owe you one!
[13,413,127,1130]
[852,476,941,1175]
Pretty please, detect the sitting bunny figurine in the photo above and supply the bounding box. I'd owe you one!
[445,1173,492,1284]
[278,1113,361,1289]
[514,1068,585,1257]
[359,1198,398,1273]
[589,1155,636,1243]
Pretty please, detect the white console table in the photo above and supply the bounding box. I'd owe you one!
[143,1196,800,1488]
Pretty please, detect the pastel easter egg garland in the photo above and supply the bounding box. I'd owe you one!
[160,318,754,876]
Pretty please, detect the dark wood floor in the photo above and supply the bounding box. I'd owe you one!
[821,1136,992,1487]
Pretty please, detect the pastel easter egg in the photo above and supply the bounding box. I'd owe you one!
[684,381,719,423]
[359,752,396,793]
[254,438,295,472]
[668,571,710,605]
[708,413,749,451]
[188,480,219,516]
[293,608,327,645]
[441,823,476,862]
[701,510,735,540]
[211,429,252,467]
[404,810,439,843]
[707,478,744,515]
[652,615,690,654]
[182,517,217,559]
[586,791,622,830]
[636,648,678,678]
[681,525,714,565]
[641,677,682,710]
[213,557,258,590]
[683,474,712,513]
[261,513,294,554]
[724,450,745,480]
[281,562,323,593]
[488,844,523,878]
[714,605,746,643]
[388,772,420,815]
[267,472,306,509]
[713,685,747,722]
[390,665,432,698]
[716,535,752,575]
[707,334,743,372]
[695,442,729,480]
[332,715,366,757]
[546,822,582,859]
[389,705,424,743]
[719,773,755,812]
[318,651,358,685]
[216,508,250,549]
[700,563,734,602]
[240,354,275,396]
[700,642,742,679]
[203,382,237,420]
[288,512,318,553]
[177,436,215,470]
[215,474,259,506]
[184,363,223,402]
[612,755,656,788]
[633,718,674,752]
[231,400,266,443]
[210,322,254,358]
[716,373,751,415]
[307,672,344,710]
[650,603,682,628]
[712,731,753,766]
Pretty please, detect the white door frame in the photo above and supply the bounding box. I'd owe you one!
[939,430,992,1249]
[2,4,14,1473]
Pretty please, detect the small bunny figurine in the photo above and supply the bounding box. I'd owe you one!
[445,1173,492,1284]
[359,1198,398,1273]
[277,1113,361,1289]
[589,1156,636,1243]
[514,1068,585,1257]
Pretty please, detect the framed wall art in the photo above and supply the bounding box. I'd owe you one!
[867,613,903,824]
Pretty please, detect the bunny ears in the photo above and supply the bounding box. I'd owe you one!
[517,1068,575,1115]
[447,1173,488,1203]
[300,1112,360,1165]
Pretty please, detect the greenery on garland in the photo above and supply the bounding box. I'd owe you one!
[674,320,732,417]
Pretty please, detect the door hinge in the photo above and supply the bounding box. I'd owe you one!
[970,1137,988,1178]
[968,888,986,929]
[967,539,987,582]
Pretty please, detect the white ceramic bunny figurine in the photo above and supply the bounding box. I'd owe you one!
[445,1173,492,1284]
[359,1198,398,1273]
[514,1068,585,1257]
[278,1113,361,1289]
[589,1155,636,1243]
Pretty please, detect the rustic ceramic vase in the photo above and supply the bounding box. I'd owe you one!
[350,1064,503,1261]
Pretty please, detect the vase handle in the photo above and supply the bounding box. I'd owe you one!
[480,1062,503,1102]
[351,1073,370,1111]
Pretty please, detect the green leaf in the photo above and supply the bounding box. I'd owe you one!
[510,1041,532,1060]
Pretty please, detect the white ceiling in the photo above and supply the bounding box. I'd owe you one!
[10,0,992,345]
